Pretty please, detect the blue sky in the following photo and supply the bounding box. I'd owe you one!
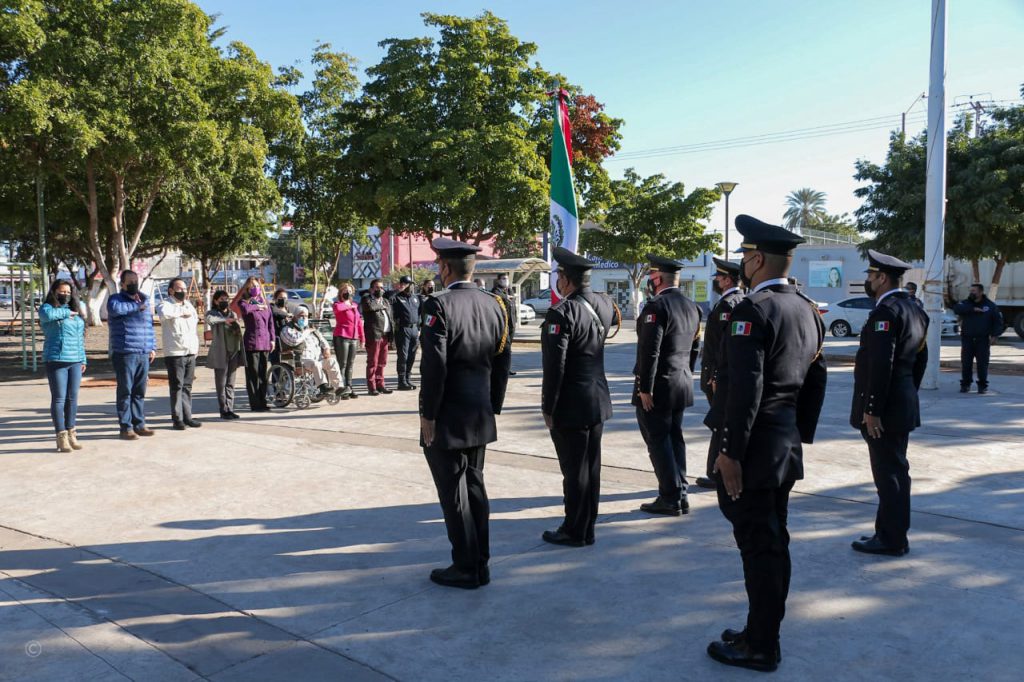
[197,0,1024,244]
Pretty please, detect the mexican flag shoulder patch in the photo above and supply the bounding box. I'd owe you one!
[719,312,731,322]
[731,321,752,336]
[644,313,656,323]
[874,321,890,332]
[425,314,437,327]
[548,324,561,334]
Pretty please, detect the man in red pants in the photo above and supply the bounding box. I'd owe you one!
[360,278,394,396]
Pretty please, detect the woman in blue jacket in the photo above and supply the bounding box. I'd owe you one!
[40,279,87,452]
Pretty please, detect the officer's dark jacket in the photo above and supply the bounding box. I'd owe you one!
[953,296,1003,337]
[700,288,745,397]
[631,287,702,411]
[390,291,421,327]
[705,283,827,489]
[491,285,518,326]
[541,287,616,428]
[850,291,929,432]
[418,281,511,449]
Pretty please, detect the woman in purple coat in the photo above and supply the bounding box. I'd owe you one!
[234,277,275,412]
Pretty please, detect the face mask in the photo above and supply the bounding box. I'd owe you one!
[173,290,185,301]
[646,277,658,295]
[712,279,723,295]
[56,294,69,305]
[423,286,434,295]
[124,283,138,295]
[373,289,382,299]
[498,279,508,288]
[275,298,287,308]
[249,287,260,298]
[739,257,759,289]
[341,291,351,300]
[863,278,876,299]
[216,300,229,311]
[296,318,307,329]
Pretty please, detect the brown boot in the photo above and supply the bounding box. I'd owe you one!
[67,427,84,450]
[56,431,73,453]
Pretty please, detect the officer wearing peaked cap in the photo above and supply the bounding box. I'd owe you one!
[850,249,928,557]
[695,257,745,489]
[633,253,702,517]
[704,215,827,672]
[540,247,620,547]
[419,237,511,589]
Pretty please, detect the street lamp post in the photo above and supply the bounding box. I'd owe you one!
[716,182,738,255]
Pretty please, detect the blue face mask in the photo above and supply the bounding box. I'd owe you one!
[296,318,307,329]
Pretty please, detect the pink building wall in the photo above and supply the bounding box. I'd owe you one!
[379,229,502,275]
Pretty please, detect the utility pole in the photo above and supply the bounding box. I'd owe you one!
[968,99,985,137]
[36,161,49,286]
[922,0,946,391]
[902,92,927,137]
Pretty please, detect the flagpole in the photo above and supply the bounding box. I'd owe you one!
[922,0,946,390]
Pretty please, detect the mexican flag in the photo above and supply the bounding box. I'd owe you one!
[549,89,578,302]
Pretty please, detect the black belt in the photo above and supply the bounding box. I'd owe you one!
[400,324,419,329]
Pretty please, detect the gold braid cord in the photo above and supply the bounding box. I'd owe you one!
[607,300,623,339]
[491,292,510,355]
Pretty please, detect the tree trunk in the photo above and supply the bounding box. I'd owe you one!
[971,258,981,284]
[629,265,643,320]
[989,257,1007,301]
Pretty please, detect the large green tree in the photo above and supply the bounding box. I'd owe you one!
[0,0,300,300]
[581,169,720,315]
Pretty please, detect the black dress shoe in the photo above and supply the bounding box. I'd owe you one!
[695,476,717,490]
[707,639,778,673]
[978,386,988,394]
[185,419,201,428]
[220,412,232,420]
[721,628,782,663]
[508,370,517,376]
[542,529,585,547]
[380,387,393,394]
[367,390,379,396]
[172,422,186,431]
[960,385,970,393]
[851,536,909,556]
[397,383,414,391]
[478,565,490,586]
[429,565,480,589]
[640,497,684,516]
[227,412,241,420]
[408,383,418,390]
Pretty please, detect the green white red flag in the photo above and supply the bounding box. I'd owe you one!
[549,89,578,302]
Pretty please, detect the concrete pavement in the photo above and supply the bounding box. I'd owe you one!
[1,335,1023,681]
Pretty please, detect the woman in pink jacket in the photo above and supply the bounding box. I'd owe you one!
[332,282,365,399]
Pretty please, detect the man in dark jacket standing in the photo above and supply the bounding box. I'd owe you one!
[954,283,1003,394]
[541,247,618,547]
[850,250,928,557]
[360,279,394,396]
[633,254,702,516]
[107,270,157,440]
[419,238,511,589]
[705,216,827,673]
[696,257,745,489]
[390,275,421,390]
[491,274,519,375]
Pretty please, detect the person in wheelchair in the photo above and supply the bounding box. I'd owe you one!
[279,308,345,399]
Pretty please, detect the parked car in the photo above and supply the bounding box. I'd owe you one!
[518,303,536,322]
[286,289,313,304]
[522,289,553,316]
[822,296,958,337]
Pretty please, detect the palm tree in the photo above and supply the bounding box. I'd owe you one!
[783,188,828,233]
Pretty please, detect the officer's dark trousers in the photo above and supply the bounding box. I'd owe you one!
[717,480,794,655]
[424,445,489,572]
[861,427,911,549]
[550,423,604,542]
[636,407,687,501]
[960,335,991,389]
[395,327,419,385]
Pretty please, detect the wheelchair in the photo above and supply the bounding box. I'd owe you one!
[267,347,341,410]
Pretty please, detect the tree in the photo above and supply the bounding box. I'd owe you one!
[854,98,1024,298]
[276,44,369,309]
[783,188,828,231]
[581,169,720,316]
[815,212,863,241]
[0,0,301,298]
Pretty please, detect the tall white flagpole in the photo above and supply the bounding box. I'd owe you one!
[922,0,946,390]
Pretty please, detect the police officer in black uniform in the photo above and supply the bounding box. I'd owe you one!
[390,275,421,390]
[705,215,827,673]
[419,238,511,589]
[850,250,929,557]
[491,274,519,376]
[695,257,745,489]
[633,254,702,516]
[541,247,619,547]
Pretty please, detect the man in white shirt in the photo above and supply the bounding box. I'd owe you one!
[158,278,201,429]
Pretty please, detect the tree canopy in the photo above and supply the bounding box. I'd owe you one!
[783,188,828,231]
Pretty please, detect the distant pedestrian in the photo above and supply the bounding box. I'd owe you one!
[236,277,274,411]
[390,275,421,390]
[473,277,486,289]
[905,282,925,309]
[420,279,436,296]
[331,282,364,400]
[107,270,156,440]
[360,278,394,396]
[850,250,928,557]
[491,274,519,376]
[40,279,87,452]
[205,289,244,419]
[954,284,1003,394]
[158,278,201,430]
